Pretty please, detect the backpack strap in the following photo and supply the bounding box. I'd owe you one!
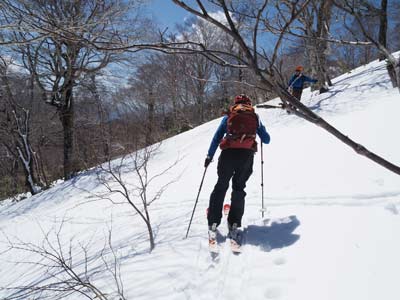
[289,74,302,88]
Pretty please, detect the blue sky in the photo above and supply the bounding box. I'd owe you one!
[146,1,274,50]
[147,0,218,30]
[148,0,192,29]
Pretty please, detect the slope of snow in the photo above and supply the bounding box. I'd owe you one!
[0,57,399,300]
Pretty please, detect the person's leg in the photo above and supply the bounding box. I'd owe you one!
[228,151,254,228]
[292,88,303,101]
[207,151,235,227]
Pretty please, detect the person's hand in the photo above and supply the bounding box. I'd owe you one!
[204,156,212,168]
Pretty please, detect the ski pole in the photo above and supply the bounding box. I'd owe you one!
[185,166,208,239]
[260,140,266,218]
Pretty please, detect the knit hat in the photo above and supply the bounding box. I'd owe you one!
[234,94,251,104]
[295,65,304,72]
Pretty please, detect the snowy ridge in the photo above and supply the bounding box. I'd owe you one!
[0,56,400,300]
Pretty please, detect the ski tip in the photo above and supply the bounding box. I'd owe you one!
[209,239,220,253]
[223,203,231,215]
[231,248,242,254]
[230,239,242,254]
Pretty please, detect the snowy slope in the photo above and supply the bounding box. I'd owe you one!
[1,57,400,300]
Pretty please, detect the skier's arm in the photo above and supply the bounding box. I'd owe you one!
[207,116,227,159]
[257,117,270,144]
[303,75,318,83]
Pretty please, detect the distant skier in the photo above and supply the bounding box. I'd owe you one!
[204,94,270,251]
[287,66,318,101]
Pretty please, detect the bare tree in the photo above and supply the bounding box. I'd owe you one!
[1,220,127,300]
[297,0,334,91]
[157,53,188,131]
[334,0,400,89]
[1,0,148,180]
[72,73,114,169]
[142,0,400,175]
[86,74,111,160]
[178,17,218,123]
[96,143,179,251]
[130,59,163,146]
[0,56,44,194]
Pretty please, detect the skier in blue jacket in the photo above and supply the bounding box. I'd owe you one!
[204,94,270,250]
[288,66,318,101]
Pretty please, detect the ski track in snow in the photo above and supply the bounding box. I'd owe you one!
[178,215,298,300]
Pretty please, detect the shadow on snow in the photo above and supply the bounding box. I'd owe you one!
[244,215,300,252]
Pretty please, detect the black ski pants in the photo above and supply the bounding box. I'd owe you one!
[207,148,254,228]
[292,87,303,101]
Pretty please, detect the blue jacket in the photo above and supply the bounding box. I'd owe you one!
[288,73,317,89]
[207,115,270,159]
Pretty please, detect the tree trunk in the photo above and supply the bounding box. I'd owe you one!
[146,91,155,146]
[305,26,322,92]
[387,62,398,88]
[11,160,19,196]
[16,118,39,195]
[17,146,37,195]
[194,72,207,124]
[378,0,388,61]
[60,84,75,180]
[89,74,110,159]
[146,219,155,252]
[326,74,333,87]
[1,71,42,193]
[197,93,205,124]
[397,61,400,90]
[314,0,333,91]
[36,136,49,187]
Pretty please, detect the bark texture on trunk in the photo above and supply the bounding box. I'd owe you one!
[378,0,388,61]
[308,0,333,91]
[60,84,75,180]
[146,99,155,146]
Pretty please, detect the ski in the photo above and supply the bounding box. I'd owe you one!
[209,232,243,257]
[207,204,234,258]
[229,238,242,254]
[209,239,220,259]
[223,203,230,216]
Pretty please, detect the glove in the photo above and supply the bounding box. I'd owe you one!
[204,156,212,168]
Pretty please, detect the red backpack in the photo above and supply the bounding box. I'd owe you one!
[219,103,258,151]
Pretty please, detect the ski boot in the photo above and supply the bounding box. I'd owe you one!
[208,223,219,253]
[228,223,242,253]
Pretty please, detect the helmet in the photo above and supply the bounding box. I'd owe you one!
[234,94,251,104]
[295,65,304,72]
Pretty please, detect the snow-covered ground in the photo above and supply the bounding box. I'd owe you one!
[1,57,399,300]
